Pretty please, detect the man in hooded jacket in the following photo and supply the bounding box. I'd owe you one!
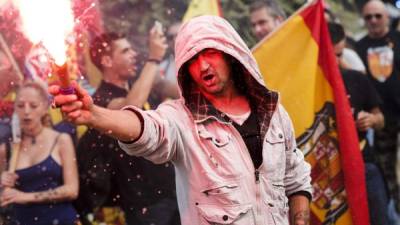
[50,15,312,225]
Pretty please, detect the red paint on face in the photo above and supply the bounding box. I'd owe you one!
[187,49,233,98]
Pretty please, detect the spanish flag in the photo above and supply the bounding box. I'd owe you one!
[182,0,222,22]
[253,1,369,225]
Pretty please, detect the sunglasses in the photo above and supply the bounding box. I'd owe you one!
[364,13,383,21]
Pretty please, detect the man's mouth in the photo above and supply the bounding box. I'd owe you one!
[203,74,214,81]
[202,73,217,87]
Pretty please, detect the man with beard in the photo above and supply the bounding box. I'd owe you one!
[51,15,312,225]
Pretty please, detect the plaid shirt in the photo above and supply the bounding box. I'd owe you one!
[184,72,278,139]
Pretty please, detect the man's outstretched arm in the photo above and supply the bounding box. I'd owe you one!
[49,81,142,142]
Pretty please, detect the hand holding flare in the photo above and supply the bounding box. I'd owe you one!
[53,62,75,95]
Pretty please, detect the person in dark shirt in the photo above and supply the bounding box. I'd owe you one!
[355,0,400,212]
[329,22,388,225]
[75,29,180,225]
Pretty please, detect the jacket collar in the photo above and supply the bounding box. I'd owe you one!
[185,75,279,139]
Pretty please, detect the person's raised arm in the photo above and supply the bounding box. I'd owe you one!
[49,81,142,142]
[107,24,167,110]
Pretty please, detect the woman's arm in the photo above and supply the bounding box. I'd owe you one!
[28,133,78,203]
[0,134,78,206]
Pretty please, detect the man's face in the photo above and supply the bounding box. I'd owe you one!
[334,39,346,65]
[362,1,389,38]
[187,49,232,96]
[250,7,282,40]
[110,38,138,79]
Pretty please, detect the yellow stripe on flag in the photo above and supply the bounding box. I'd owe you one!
[182,0,222,22]
[254,14,333,138]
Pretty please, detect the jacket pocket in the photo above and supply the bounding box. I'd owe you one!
[200,178,244,205]
[263,182,289,225]
[198,126,231,148]
[263,132,286,181]
[196,203,255,225]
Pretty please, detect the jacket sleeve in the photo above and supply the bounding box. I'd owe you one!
[118,103,184,164]
[279,104,313,198]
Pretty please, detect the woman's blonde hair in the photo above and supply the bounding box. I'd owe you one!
[15,80,52,126]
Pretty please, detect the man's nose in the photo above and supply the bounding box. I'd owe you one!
[198,55,209,71]
[255,25,262,34]
[130,49,138,58]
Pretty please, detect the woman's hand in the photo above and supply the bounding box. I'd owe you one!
[0,188,32,206]
[1,171,18,188]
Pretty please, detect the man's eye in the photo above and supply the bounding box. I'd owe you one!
[187,58,196,66]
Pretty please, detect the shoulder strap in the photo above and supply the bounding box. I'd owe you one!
[49,133,61,155]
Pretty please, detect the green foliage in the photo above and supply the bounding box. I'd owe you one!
[99,0,361,50]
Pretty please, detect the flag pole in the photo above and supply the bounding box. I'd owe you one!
[0,33,24,81]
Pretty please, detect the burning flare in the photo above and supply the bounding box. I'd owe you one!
[14,0,75,65]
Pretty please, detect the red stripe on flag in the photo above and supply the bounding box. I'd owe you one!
[216,0,223,17]
[301,1,370,225]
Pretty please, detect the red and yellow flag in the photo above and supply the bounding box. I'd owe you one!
[253,1,369,225]
[182,0,222,22]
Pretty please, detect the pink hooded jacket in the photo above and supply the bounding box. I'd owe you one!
[119,15,311,225]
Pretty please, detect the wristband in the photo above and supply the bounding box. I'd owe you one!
[147,58,161,64]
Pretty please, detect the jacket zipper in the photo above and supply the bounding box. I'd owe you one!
[255,170,260,183]
[255,169,262,224]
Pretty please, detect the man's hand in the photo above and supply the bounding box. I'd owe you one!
[356,111,376,132]
[48,81,94,125]
[148,23,168,61]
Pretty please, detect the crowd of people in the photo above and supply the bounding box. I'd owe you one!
[0,0,399,225]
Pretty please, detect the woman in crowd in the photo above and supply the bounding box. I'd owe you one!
[0,81,79,225]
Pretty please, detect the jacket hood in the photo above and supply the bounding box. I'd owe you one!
[174,15,278,133]
[175,15,268,96]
